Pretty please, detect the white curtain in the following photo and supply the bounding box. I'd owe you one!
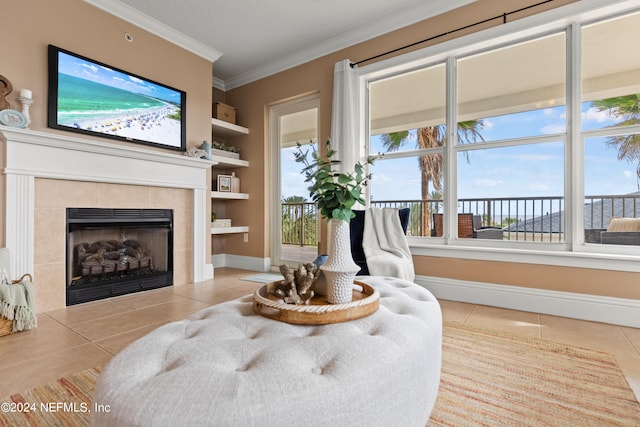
[330,59,359,174]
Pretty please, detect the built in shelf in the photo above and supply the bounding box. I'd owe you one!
[211,118,249,138]
[211,191,249,200]
[210,225,249,235]
[210,155,249,168]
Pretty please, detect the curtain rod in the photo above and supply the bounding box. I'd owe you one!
[350,0,555,67]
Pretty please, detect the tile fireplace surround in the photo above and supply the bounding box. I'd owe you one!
[1,126,213,312]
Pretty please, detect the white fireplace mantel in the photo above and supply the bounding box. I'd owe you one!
[1,125,214,283]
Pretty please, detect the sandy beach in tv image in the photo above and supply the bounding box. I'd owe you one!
[63,104,181,147]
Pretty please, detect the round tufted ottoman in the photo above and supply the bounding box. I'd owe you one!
[91,276,442,427]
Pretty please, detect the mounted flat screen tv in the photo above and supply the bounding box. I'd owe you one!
[47,45,186,151]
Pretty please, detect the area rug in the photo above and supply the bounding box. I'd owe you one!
[0,367,101,427]
[240,272,282,283]
[428,324,640,426]
[1,325,639,427]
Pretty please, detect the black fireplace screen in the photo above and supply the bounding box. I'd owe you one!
[66,208,173,305]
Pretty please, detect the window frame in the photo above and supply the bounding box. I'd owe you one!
[358,0,640,273]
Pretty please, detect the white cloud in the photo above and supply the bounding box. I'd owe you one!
[623,170,634,178]
[540,123,565,134]
[543,108,562,118]
[79,63,98,73]
[529,181,551,192]
[582,107,611,123]
[482,119,494,131]
[474,178,503,187]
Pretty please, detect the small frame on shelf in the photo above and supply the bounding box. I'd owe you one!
[217,174,233,192]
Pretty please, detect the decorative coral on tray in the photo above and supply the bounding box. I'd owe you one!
[271,263,320,304]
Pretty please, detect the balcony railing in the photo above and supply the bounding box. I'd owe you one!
[281,194,640,245]
[281,202,318,247]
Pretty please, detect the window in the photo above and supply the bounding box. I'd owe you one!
[369,64,446,237]
[582,12,640,245]
[456,32,566,242]
[363,4,640,256]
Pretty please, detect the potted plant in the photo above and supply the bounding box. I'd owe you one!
[295,139,376,303]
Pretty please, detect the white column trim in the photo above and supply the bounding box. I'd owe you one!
[5,174,34,280]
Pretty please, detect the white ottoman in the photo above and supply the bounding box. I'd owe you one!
[92,276,442,427]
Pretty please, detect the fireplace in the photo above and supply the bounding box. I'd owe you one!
[66,208,173,306]
[3,127,212,312]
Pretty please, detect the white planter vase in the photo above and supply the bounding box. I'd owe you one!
[320,219,360,304]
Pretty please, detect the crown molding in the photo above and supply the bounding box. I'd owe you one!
[212,76,226,91]
[83,0,222,63]
[222,0,477,89]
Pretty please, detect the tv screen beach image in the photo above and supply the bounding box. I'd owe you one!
[55,51,183,148]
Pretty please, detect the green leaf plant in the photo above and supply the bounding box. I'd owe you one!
[294,139,377,222]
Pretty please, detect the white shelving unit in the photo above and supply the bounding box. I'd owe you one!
[210,156,248,169]
[211,118,249,138]
[211,191,249,200]
[211,118,250,236]
[210,225,249,235]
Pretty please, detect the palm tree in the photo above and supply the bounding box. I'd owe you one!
[429,190,443,213]
[591,94,640,189]
[380,121,484,235]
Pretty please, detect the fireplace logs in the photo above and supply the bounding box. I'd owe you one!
[72,239,153,284]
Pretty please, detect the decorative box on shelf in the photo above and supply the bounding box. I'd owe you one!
[214,102,237,124]
[212,219,232,228]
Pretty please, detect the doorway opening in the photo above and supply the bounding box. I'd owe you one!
[269,95,320,267]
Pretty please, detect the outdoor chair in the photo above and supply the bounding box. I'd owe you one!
[432,214,503,239]
[431,213,474,238]
[472,215,504,240]
[585,217,640,245]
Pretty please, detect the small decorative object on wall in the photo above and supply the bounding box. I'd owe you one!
[0,109,28,128]
[185,146,207,158]
[17,88,34,128]
[200,140,212,160]
[211,140,240,159]
[0,74,12,110]
[212,219,232,228]
[217,174,233,192]
[47,45,186,151]
[231,172,240,193]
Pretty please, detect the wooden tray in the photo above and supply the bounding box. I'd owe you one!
[253,280,379,325]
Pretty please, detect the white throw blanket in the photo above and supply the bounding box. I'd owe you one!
[362,208,415,281]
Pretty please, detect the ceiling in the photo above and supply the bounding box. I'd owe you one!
[84,0,476,90]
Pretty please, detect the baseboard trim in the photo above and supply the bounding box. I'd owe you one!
[415,275,640,328]
[211,254,271,272]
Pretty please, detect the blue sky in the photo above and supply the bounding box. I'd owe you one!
[58,51,182,104]
[281,103,638,202]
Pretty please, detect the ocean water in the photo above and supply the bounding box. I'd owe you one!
[56,73,169,125]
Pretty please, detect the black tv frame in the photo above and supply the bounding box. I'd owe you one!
[47,44,186,152]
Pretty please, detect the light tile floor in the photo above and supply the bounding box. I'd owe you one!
[1,268,638,402]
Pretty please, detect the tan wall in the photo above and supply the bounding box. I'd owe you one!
[1,0,213,256]
[223,0,640,301]
[413,256,640,300]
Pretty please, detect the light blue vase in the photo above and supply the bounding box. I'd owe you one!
[200,141,211,160]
